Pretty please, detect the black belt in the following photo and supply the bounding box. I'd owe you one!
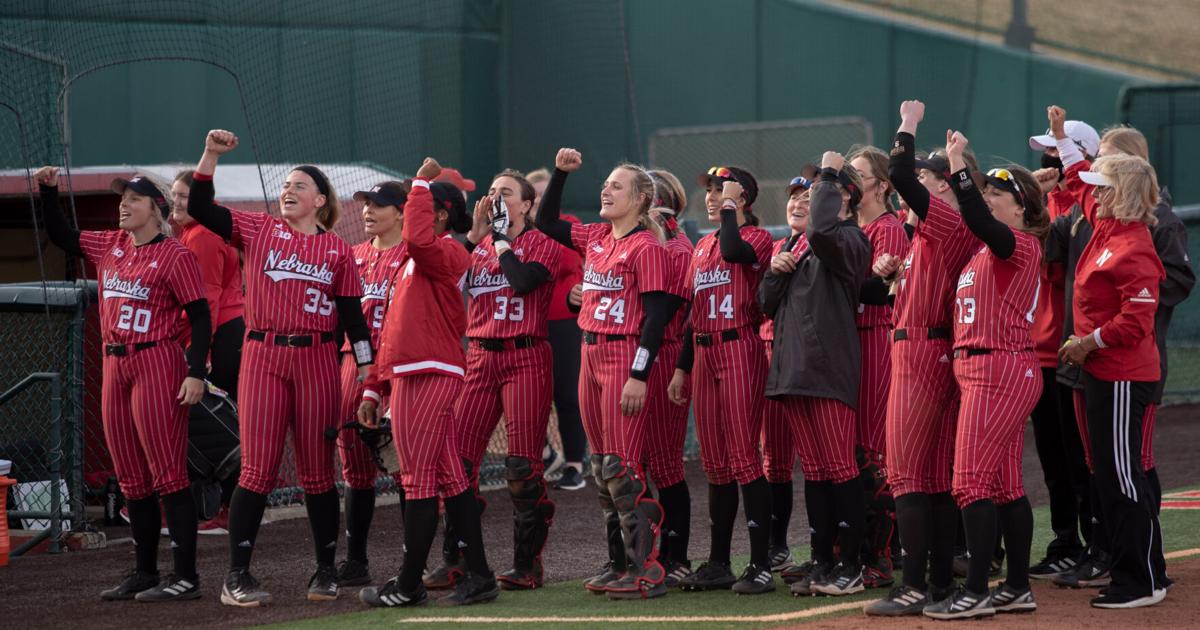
[695,328,741,347]
[893,327,951,342]
[248,330,335,347]
[953,348,992,359]
[472,337,539,352]
[583,332,629,345]
[104,341,158,357]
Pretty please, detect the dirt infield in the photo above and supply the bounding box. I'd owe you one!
[1,404,1197,629]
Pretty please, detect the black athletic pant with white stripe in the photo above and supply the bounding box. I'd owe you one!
[1082,373,1163,597]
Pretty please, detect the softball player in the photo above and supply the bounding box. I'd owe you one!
[668,166,775,595]
[923,133,1046,620]
[847,147,910,588]
[535,149,683,600]
[451,169,561,591]
[762,176,811,579]
[36,167,211,602]
[865,101,981,617]
[357,159,500,608]
[333,181,409,588]
[187,130,374,607]
[642,169,694,587]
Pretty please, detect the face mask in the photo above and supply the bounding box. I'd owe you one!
[1041,153,1064,180]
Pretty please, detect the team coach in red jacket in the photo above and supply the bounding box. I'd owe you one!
[1057,132,1167,610]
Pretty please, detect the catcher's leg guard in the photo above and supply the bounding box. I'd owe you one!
[604,455,666,599]
[585,454,626,593]
[858,448,896,588]
[498,456,555,590]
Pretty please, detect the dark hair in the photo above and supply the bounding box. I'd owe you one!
[710,166,759,226]
[846,145,897,213]
[173,169,195,187]
[430,182,471,234]
[491,169,536,213]
[291,165,340,230]
[1000,164,1049,246]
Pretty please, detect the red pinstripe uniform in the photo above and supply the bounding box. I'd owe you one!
[951,232,1043,507]
[785,396,859,483]
[456,230,560,477]
[856,213,910,459]
[338,240,407,490]
[759,235,808,483]
[886,195,979,497]
[688,225,772,485]
[645,231,693,488]
[229,210,359,495]
[571,222,671,462]
[84,231,206,499]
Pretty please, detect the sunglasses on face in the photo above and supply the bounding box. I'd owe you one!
[987,168,1027,210]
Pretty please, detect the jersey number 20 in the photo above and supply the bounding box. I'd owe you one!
[116,305,152,333]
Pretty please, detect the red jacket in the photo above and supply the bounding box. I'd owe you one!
[364,179,470,401]
[1068,162,1165,383]
[1030,187,1073,367]
[548,214,583,321]
[176,219,244,345]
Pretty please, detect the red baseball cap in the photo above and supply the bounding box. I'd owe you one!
[434,167,475,193]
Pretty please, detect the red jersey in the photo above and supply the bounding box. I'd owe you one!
[857,212,910,328]
[229,209,360,334]
[892,195,979,329]
[759,234,809,341]
[571,223,671,336]
[663,230,694,341]
[175,220,244,345]
[345,240,408,351]
[1074,217,1164,382]
[548,214,584,321]
[466,229,561,339]
[687,224,773,333]
[81,231,206,345]
[1031,187,1075,366]
[952,230,1042,352]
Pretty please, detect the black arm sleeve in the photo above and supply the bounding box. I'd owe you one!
[1045,213,1072,264]
[187,177,234,241]
[951,168,1016,259]
[888,132,931,221]
[38,185,83,256]
[533,168,577,251]
[675,326,695,373]
[497,252,551,295]
[462,238,478,253]
[182,299,212,379]
[631,291,683,381]
[718,210,758,264]
[859,276,891,306]
[334,295,373,365]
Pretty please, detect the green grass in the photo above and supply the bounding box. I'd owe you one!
[1165,346,1200,402]
[265,486,1200,629]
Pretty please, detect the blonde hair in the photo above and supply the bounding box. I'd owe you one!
[526,168,551,185]
[135,172,173,237]
[846,145,897,213]
[1100,126,1150,161]
[615,163,665,242]
[1091,154,1159,226]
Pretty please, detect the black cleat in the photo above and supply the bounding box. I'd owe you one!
[810,562,864,596]
[100,569,159,601]
[768,546,793,571]
[441,572,500,606]
[990,582,1037,613]
[307,564,339,601]
[781,559,820,584]
[360,577,428,608]
[336,559,372,587]
[864,585,928,616]
[789,561,833,596]
[1029,555,1077,580]
[922,585,995,620]
[134,574,201,602]
[677,561,736,591]
[732,563,776,595]
[221,569,272,607]
[663,560,694,588]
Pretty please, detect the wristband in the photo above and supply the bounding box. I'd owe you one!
[353,339,374,367]
[494,239,512,255]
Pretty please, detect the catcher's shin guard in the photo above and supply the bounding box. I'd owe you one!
[858,448,896,569]
[603,455,666,595]
[500,456,555,589]
[585,455,625,593]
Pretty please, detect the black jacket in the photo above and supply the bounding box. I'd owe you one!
[757,173,871,408]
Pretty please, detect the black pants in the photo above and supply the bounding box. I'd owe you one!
[1029,368,1091,555]
[548,318,587,463]
[1083,373,1162,597]
[209,316,245,401]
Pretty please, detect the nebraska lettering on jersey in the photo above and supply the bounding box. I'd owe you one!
[952,232,1042,352]
[347,240,407,350]
[466,230,560,339]
[263,249,335,284]
[79,230,206,345]
[230,210,360,334]
[568,222,670,336]
[687,225,773,333]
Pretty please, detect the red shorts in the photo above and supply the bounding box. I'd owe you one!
[760,344,794,483]
[644,340,688,488]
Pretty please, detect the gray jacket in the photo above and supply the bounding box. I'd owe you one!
[757,176,871,408]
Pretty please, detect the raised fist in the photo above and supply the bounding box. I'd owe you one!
[821,151,845,171]
[721,180,744,204]
[416,157,442,180]
[205,129,238,155]
[33,166,59,187]
[1047,105,1067,138]
[899,100,925,124]
[555,148,582,173]
[944,130,969,158]
[1032,167,1060,194]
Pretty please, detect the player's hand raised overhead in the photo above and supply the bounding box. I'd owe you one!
[416,157,442,180]
[33,166,59,187]
[899,100,925,125]
[1047,105,1067,139]
[555,148,582,173]
[205,129,238,155]
[821,151,845,171]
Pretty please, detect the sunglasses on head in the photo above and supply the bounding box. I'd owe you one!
[987,168,1027,210]
[707,166,733,180]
